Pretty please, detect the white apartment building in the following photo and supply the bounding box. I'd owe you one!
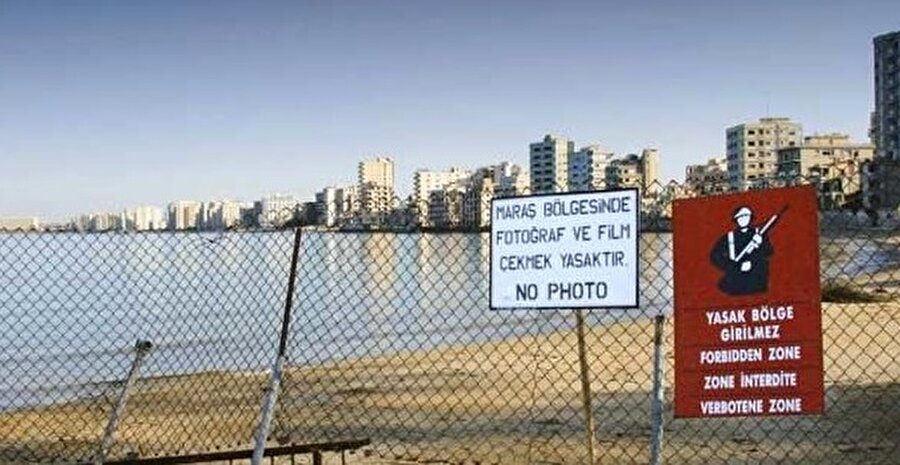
[726,117,803,189]
[335,185,359,223]
[259,194,298,228]
[221,201,244,229]
[686,156,729,195]
[530,134,574,193]
[463,162,530,228]
[314,185,361,228]
[606,155,642,189]
[198,200,242,230]
[605,149,660,193]
[412,167,471,227]
[424,162,528,229]
[167,201,201,230]
[428,184,466,229]
[639,148,660,194]
[315,187,340,227]
[777,133,875,208]
[462,170,493,229]
[777,134,875,179]
[358,156,395,223]
[568,145,615,192]
[85,212,124,232]
[530,134,658,195]
[123,206,165,231]
[492,162,529,198]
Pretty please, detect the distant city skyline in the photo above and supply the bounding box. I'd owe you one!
[2,1,898,220]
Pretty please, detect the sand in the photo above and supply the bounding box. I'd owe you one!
[1,300,898,465]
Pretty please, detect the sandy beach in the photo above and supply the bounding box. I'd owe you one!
[1,298,897,465]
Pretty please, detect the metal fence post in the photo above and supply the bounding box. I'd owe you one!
[575,309,596,465]
[649,314,666,465]
[94,339,153,465]
[251,227,303,465]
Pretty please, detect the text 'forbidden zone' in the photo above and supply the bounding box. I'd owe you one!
[673,185,824,418]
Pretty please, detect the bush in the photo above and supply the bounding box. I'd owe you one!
[822,282,886,303]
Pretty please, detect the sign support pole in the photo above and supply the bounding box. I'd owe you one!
[649,314,666,465]
[576,309,596,464]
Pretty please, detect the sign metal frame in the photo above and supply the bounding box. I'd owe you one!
[488,187,641,311]
[672,185,824,418]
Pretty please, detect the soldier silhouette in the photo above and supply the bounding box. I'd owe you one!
[710,206,777,295]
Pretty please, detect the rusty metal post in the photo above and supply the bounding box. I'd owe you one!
[649,314,667,465]
[94,339,153,465]
[252,227,303,465]
[576,309,596,464]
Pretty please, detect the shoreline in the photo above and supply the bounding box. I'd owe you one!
[1,301,897,464]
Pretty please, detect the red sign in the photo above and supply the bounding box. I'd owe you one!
[673,185,823,418]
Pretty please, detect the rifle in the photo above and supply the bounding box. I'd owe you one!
[733,205,788,262]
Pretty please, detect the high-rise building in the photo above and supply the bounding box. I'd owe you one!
[777,134,875,179]
[606,154,642,189]
[726,117,803,189]
[776,134,875,208]
[428,184,466,229]
[868,31,900,210]
[87,212,123,232]
[568,145,614,192]
[640,148,661,194]
[167,201,201,231]
[605,149,660,193]
[462,169,493,229]
[258,194,298,228]
[686,156,729,195]
[358,156,395,225]
[197,200,242,230]
[315,187,340,227]
[72,215,91,231]
[530,134,574,193]
[221,201,244,229]
[412,167,471,227]
[460,162,529,229]
[335,185,360,223]
[123,206,165,231]
[873,30,900,160]
[492,162,530,198]
[239,202,261,228]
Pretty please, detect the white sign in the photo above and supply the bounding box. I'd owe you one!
[490,189,640,309]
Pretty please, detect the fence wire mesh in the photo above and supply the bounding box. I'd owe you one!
[0,231,294,463]
[0,175,898,465]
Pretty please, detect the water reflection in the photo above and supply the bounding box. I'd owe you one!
[1,229,895,410]
[362,233,397,295]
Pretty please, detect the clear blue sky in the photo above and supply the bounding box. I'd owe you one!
[1,0,898,220]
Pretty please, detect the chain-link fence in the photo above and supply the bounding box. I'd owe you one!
[0,231,295,463]
[1,175,898,464]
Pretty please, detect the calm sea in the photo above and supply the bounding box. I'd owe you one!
[0,231,889,410]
